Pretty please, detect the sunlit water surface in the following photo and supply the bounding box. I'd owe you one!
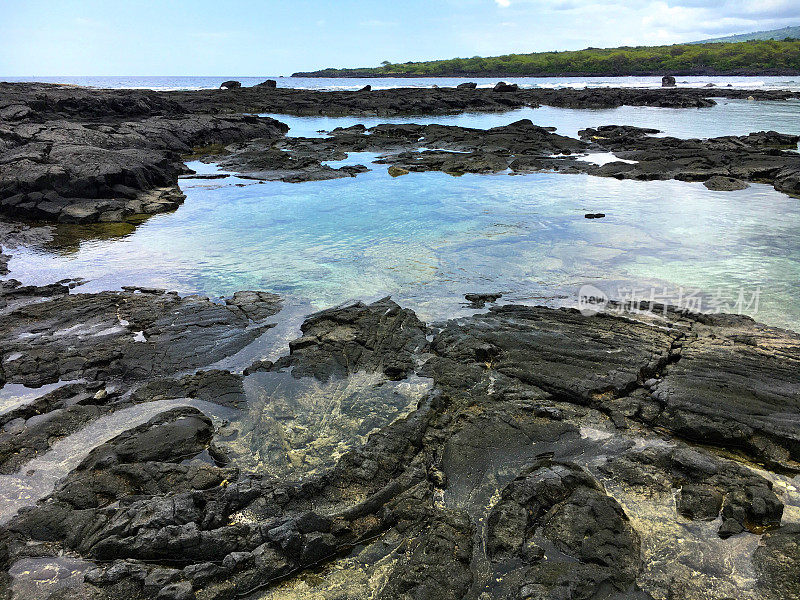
[5,101,800,329]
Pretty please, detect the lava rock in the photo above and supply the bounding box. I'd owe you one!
[493,81,519,92]
[703,175,750,191]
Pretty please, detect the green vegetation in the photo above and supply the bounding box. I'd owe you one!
[293,40,800,77]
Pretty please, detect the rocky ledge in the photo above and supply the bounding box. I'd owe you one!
[209,119,800,197]
[0,283,799,600]
[3,83,800,224]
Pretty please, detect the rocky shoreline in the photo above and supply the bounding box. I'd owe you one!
[1,81,800,599]
[2,82,800,224]
[0,282,798,599]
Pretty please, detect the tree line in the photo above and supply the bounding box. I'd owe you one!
[293,40,800,77]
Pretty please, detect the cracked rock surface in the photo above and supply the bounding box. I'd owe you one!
[1,290,798,600]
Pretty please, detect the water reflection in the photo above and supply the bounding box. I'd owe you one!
[4,104,800,331]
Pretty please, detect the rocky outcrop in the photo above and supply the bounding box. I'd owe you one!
[493,81,519,92]
[487,460,641,595]
[0,111,288,222]
[704,175,750,190]
[271,297,428,380]
[219,81,241,90]
[1,292,799,599]
[0,280,281,389]
[662,75,677,87]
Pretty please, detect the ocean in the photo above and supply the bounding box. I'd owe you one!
[4,74,800,92]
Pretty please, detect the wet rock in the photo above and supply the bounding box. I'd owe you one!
[754,525,800,600]
[662,75,677,87]
[487,460,641,594]
[219,80,241,90]
[464,292,502,308]
[0,113,288,223]
[584,212,606,218]
[571,125,800,198]
[432,304,677,403]
[457,82,478,89]
[677,483,724,520]
[604,444,784,537]
[493,81,519,92]
[377,509,474,600]
[387,165,409,177]
[2,295,800,598]
[358,85,372,92]
[0,285,280,388]
[651,314,800,471]
[274,297,428,380]
[257,79,277,88]
[78,407,213,469]
[703,175,750,191]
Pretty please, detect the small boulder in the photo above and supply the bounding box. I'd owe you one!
[661,75,676,87]
[464,293,502,308]
[219,80,242,90]
[388,165,410,177]
[584,213,606,219]
[457,82,478,89]
[358,85,372,92]
[493,81,519,92]
[257,79,277,88]
[703,176,750,191]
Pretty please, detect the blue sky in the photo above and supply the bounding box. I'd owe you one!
[1,0,798,76]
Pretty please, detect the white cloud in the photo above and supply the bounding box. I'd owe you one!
[495,0,511,7]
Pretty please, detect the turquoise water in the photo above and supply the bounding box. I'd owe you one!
[6,102,800,328]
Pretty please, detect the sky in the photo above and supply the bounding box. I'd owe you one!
[1,0,799,76]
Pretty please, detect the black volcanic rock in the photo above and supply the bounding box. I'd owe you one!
[704,175,750,190]
[273,296,428,380]
[2,294,800,598]
[0,113,288,223]
[493,81,519,92]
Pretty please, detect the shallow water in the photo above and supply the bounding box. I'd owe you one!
[0,397,235,525]
[4,101,800,330]
[7,164,800,330]
[262,97,800,140]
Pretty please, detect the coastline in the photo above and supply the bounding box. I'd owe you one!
[292,67,800,78]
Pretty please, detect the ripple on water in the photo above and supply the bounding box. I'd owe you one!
[5,104,800,331]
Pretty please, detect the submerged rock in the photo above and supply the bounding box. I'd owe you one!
[464,292,502,307]
[387,165,409,177]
